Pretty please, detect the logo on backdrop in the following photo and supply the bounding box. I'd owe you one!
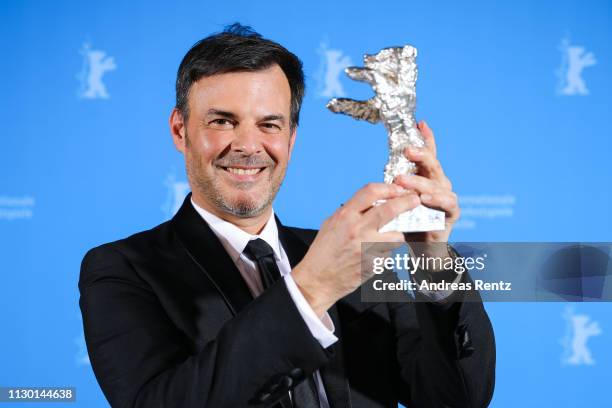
[556,37,596,96]
[560,306,602,365]
[162,171,190,219]
[77,42,117,99]
[454,194,516,230]
[316,41,353,98]
[0,195,35,220]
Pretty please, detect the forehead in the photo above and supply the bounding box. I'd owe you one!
[188,65,291,116]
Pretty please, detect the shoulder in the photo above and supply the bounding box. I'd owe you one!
[84,220,174,258]
[283,226,318,246]
[79,221,176,289]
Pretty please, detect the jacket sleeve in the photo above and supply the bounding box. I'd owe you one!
[390,273,496,408]
[79,244,332,408]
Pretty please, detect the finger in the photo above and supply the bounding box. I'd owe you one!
[343,182,407,213]
[394,174,441,196]
[366,232,406,246]
[420,190,460,221]
[363,193,421,230]
[404,145,445,181]
[417,120,437,157]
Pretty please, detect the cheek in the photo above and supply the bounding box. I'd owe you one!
[190,131,231,162]
[267,139,292,165]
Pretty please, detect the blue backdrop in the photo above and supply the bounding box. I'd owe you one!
[1,0,610,406]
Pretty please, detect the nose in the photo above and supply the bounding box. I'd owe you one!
[231,125,262,155]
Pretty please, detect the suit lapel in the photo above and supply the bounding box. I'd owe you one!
[173,198,291,408]
[171,193,253,315]
[172,198,350,407]
[276,218,351,408]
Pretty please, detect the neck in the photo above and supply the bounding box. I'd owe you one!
[191,192,271,235]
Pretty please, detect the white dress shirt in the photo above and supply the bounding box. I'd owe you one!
[191,198,336,407]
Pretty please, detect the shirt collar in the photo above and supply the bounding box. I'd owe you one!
[190,197,282,263]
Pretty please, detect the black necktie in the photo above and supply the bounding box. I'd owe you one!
[243,239,321,408]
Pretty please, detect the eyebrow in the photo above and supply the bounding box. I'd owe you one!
[205,109,286,124]
[260,114,286,124]
[205,109,237,120]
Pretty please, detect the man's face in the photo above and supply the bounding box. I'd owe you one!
[172,65,296,218]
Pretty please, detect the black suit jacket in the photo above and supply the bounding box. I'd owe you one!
[79,194,495,408]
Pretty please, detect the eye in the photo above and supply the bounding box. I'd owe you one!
[259,123,282,133]
[208,118,235,129]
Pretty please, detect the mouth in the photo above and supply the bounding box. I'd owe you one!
[218,166,267,180]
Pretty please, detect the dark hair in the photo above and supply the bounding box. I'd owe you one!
[175,23,305,129]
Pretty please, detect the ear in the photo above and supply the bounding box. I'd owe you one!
[170,108,187,153]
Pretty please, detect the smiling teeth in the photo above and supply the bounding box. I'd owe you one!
[227,167,260,175]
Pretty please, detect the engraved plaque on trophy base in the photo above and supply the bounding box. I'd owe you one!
[379,204,445,233]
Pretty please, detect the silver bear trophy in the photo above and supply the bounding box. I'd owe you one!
[327,45,445,233]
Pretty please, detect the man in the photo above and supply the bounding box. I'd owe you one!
[79,24,495,408]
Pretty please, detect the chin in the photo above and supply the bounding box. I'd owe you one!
[225,201,267,218]
[219,193,268,217]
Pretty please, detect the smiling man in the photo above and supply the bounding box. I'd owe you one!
[172,63,295,231]
[79,24,495,408]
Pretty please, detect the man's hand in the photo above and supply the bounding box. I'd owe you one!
[397,121,460,244]
[292,121,459,316]
[292,183,421,317]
